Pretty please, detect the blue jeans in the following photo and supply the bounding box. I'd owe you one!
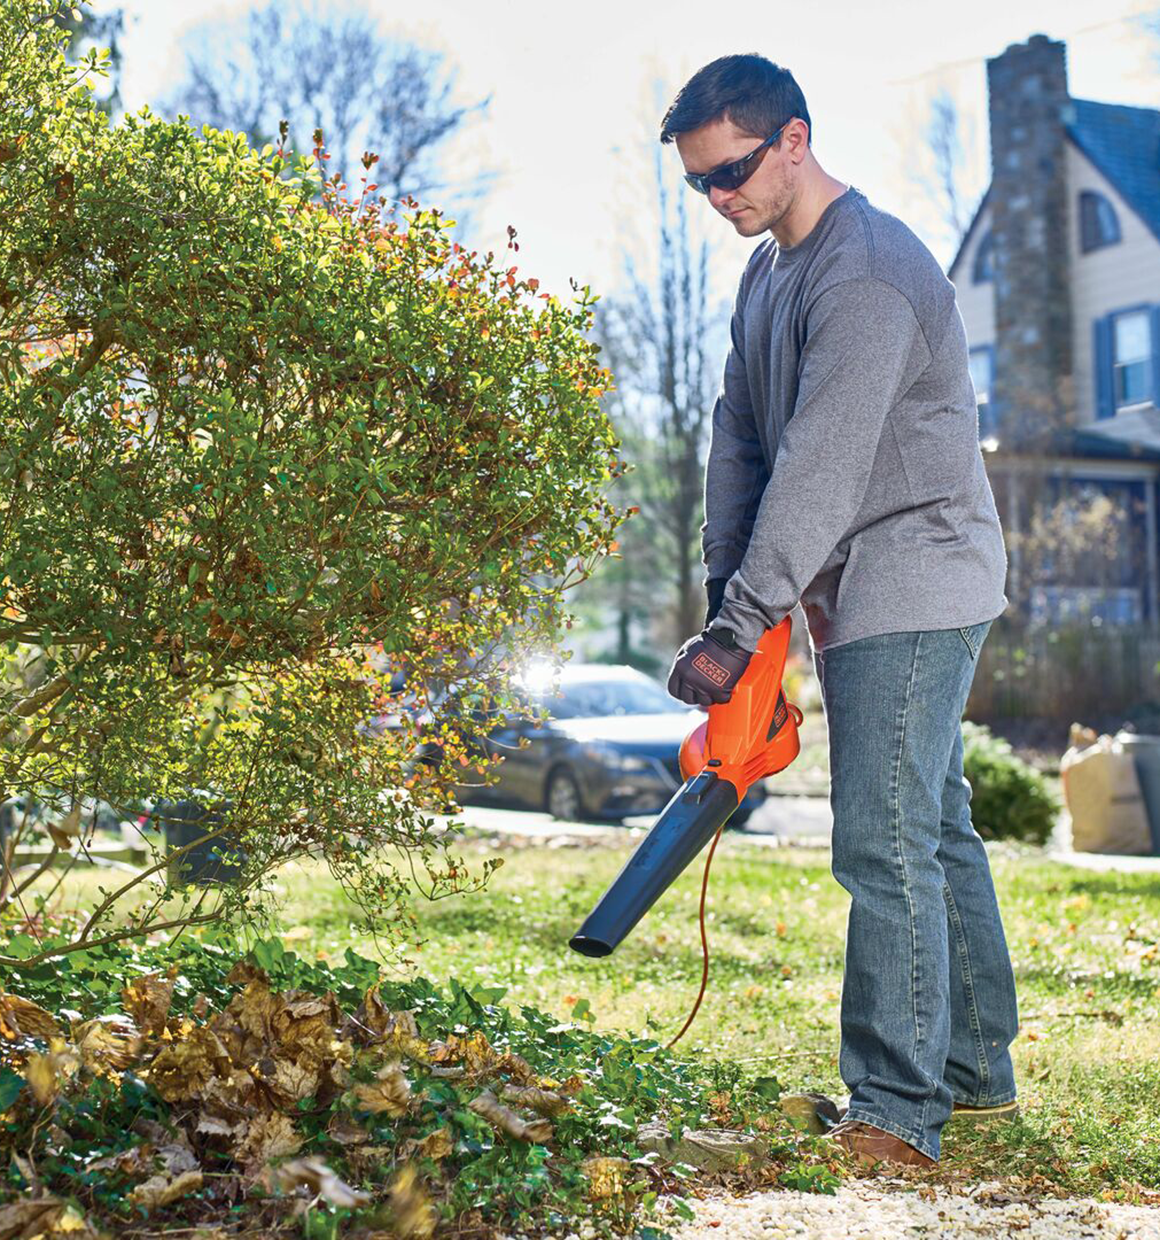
[813,622,1019,1161]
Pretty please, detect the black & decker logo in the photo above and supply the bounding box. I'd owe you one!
[692,652,729,686]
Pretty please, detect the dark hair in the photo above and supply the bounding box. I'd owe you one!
[659,54,811,147]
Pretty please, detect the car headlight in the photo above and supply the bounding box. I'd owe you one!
[580,743,652,772]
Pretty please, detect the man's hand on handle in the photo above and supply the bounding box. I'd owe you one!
[667,625,753,708]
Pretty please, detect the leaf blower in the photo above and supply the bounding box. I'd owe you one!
[568,617,803,1045]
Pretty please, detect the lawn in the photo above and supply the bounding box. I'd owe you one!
[256,827,1160,1201]
[12,821,1160,1208]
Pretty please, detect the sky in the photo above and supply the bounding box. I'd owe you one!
[112,0,1160,308]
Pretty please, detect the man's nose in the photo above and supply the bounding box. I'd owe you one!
[708,186,736,213]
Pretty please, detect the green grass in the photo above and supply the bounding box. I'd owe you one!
[260,833,1160,1200]
[15,825,1160,1201]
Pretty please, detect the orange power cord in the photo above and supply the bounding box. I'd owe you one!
[664,698,802,1049]
[665,821,726,1049]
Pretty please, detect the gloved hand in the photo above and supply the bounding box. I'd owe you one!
[667,625,753,707]
[704,577,729,627]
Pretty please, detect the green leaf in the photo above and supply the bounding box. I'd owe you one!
[4,933,41,960]
[0,1069,24,1111]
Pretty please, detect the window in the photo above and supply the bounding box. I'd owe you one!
[968,345,996,438]
[1094,307,1158,418]
[1112,309,1152,409]
[1079,190,1121,253]
[972,230,994,284]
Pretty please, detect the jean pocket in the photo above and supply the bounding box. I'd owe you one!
[958,624,985,661]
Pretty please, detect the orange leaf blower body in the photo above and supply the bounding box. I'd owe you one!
[569,617,803,960]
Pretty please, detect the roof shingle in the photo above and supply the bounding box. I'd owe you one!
[1067,98,1160,245]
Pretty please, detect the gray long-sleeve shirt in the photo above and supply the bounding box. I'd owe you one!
[703,185,1008,653]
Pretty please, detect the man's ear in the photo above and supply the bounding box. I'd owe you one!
[783,118,810,163]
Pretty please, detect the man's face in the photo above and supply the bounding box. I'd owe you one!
[675,115,797,237]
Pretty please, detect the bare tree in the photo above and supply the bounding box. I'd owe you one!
[924,88,972,242]
[897,84,987,263]
[161,0,494,218]
[596,145,722,651]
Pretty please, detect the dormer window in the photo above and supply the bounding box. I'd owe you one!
[972,231,994,284]
[1079,190,1121,253]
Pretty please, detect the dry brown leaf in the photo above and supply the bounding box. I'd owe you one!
[0,992,61,1041]
[388,1164,437,1238]
[0,1198,62,1239]
[122,966,177,1037]
[556,1073,586,1096]
[581,1156,630,1200]
[468,1089,553,1144]
[156,1142,201,1179]
[235,1112,302,1171]
[86,1143,155,1178]
[128,1168,204,1211]
[282,991,331,1020]
[418,1127,455,1161]
[429,1030,499,1076]
[266,1156,371,1208]
[146,1024,231,1101]
[46,804,82,850]
[267,1055,320,1104]
[500,1084,572,1117]
[353,1062,413,1117]
[231,976,284,1044]
[349,990,431,1064]
[74,1014,143,1074]
[226,959,267,988]
[196,1112,243,1138]
[25,1052,62,1107]
[327,1113,372,1146]
[495,1050,538,1085]
[198,1065,260,1128]
[0,1197,102,1240]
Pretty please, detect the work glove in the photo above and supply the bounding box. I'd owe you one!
[704,577,729,627]
[667,625,753,708]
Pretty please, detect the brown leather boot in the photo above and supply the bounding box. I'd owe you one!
[949,1100,1020,1125]
[824,1120,936,1168]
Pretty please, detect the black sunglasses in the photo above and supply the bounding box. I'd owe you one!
[683,121,791,195]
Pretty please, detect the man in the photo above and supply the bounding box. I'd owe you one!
[661,54,1019,1168]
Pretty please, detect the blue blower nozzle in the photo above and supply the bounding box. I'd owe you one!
[568,618,803,960]
[568,771,740,957]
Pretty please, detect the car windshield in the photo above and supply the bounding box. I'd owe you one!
[534,678,681,720]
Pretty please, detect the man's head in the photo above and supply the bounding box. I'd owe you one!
[660,54,812,238]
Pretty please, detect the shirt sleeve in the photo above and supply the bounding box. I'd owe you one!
[700,270,770,585]
[708,277,929,652]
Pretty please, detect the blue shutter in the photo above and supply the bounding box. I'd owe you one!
[1152,305,1160,409]
[1094,315,1114,420]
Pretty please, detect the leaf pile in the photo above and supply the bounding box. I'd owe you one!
[0,945,805,1237]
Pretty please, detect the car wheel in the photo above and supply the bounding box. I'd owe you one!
[546,767,585,822]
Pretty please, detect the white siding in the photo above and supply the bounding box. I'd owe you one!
[1067,140,1160,425]
[949,206,995,351]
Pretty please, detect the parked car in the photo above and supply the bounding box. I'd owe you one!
[425,662,766,826]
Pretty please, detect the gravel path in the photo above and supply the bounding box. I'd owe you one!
[668,1182,1160,1239]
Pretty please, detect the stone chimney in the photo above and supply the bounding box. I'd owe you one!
[986,34,1073,446]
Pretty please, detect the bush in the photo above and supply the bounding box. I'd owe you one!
[962,722,1059,845]
[0,0,624,967]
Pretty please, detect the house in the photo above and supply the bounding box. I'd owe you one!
[949,34,1160,626]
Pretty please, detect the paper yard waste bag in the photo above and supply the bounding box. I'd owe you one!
[1061,730,1153,855]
